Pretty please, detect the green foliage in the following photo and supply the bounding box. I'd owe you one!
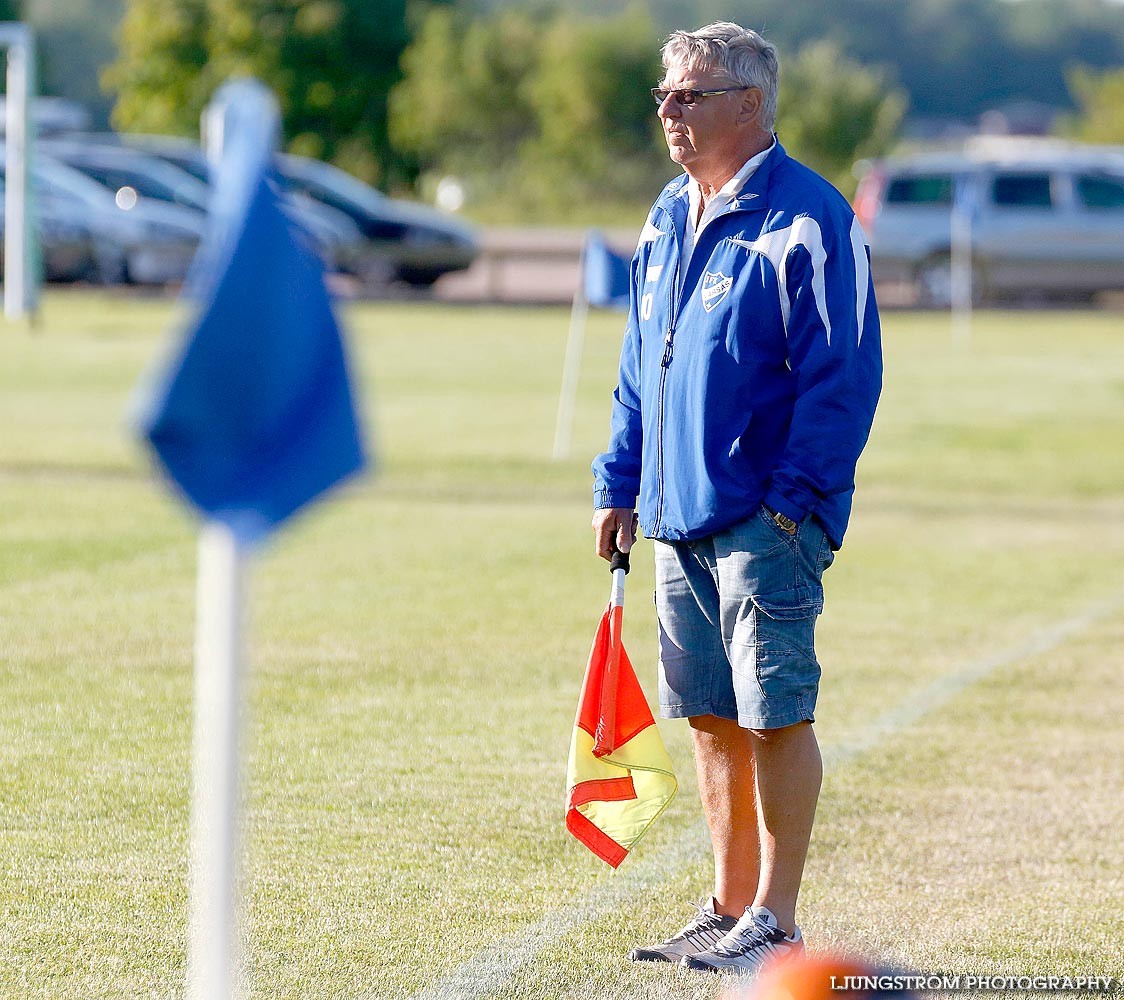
[521,9,668,209]
[776,41,906,197]
[30,0,1124,205]
[1062,64,1124,144]
[390,5,671,218]
[106,0,425,185]
[391,4,900,215]
[204,0,411,184]
[388,5,541,181]
[534,0,1124,122]
[103,0,210,136]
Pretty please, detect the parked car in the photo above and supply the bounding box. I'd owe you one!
[853,139,1124,304]
[0,145,204,285]
[277,153,479,287]
[0,97,91,137]
[65,133,369,278]
[113,133,478,287]
[0,180,104,283]
[39,138,213,214]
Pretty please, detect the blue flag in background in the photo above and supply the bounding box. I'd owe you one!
[137,96,367,545]
[582,231,631,311]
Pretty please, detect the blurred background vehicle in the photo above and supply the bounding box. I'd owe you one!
[0,143,204,285]
[0,96,91,138]
[275,152,479,287]
[39,137,213,214]
[37,132,479,290]
[0,179,103,283]
[0,130,479,291]
[854,138,1124,305]
[51,134,370,281]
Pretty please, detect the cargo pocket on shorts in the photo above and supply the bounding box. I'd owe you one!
[732,586,823,700]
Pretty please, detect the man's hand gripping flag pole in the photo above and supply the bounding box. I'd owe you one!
[566,550,677,868]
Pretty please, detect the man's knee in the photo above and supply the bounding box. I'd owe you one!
[745,719,815,747]
[688,713,741,733]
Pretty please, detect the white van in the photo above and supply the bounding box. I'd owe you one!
[854,138,1124,305]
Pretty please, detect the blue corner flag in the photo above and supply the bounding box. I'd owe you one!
[137,98,367,546]
[582,231,631,312]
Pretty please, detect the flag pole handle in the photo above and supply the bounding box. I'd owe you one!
[609,548,628,611]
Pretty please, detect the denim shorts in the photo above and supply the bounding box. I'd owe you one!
[653,507,835,730]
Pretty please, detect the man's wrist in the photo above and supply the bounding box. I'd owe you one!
[594,491,637,511]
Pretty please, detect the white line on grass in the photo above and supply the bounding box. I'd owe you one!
[822,583,1124,769]
[405,820,712,1000]
[405,585,1124,1000]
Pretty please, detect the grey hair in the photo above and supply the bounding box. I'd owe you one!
[661,21,779,131]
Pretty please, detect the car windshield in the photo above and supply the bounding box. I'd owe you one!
[68,161,208,210]
[280,157,386,213]
[884,174,953,206]
[31,158,118,210]
[127,139,213,185]
[1076,174,1124,209]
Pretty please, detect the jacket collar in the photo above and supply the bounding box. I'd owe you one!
[656,136,788,225]
[730,136,786,207]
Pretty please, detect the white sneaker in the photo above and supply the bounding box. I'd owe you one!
[681,905,804,975]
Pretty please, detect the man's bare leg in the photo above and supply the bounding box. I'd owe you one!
[749,719,822,934]
[690,715,822,935]
[690,715,760,917]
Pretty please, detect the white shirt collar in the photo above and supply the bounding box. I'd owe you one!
[687,138,776,235]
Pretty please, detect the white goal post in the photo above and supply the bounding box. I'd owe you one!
[0,22,39,321]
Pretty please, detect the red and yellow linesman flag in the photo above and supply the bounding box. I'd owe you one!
[566,552,677,867]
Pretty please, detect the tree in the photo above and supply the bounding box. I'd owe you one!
[522,8,668,209]
[1063,65,1124,144]
[205,0,416,184]
[776,41,906,196]
[390,5,669,218]
[103,0,210,136]
[388,5,542,184]
[106,0,427,186]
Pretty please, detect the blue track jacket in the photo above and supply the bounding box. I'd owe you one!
[592,141,882,549]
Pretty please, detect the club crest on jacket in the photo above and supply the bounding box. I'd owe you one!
[702,270,733,312]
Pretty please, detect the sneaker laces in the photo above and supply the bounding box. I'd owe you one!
[712,910,788,957]
[671,899,727,940]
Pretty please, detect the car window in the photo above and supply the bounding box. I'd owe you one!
[1076,174,1124,210]
[884,174,953,206]
[992,173,1053,208]
[80,164,175,202]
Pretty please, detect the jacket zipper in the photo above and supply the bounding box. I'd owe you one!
[647,187,765,536]
[653,257,680,533]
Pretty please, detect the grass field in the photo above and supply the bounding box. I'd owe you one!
[1,292,1122,1000]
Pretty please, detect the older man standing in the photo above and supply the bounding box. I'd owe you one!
[591,22,882,975]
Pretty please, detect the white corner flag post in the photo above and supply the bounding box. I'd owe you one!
[553,237,589,460]
[190,521,247,1000]
[186,80,281,1000]
[0,22,40,322]
[950,176,974,348]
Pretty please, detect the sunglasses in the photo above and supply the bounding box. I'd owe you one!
[651,86,748,107]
